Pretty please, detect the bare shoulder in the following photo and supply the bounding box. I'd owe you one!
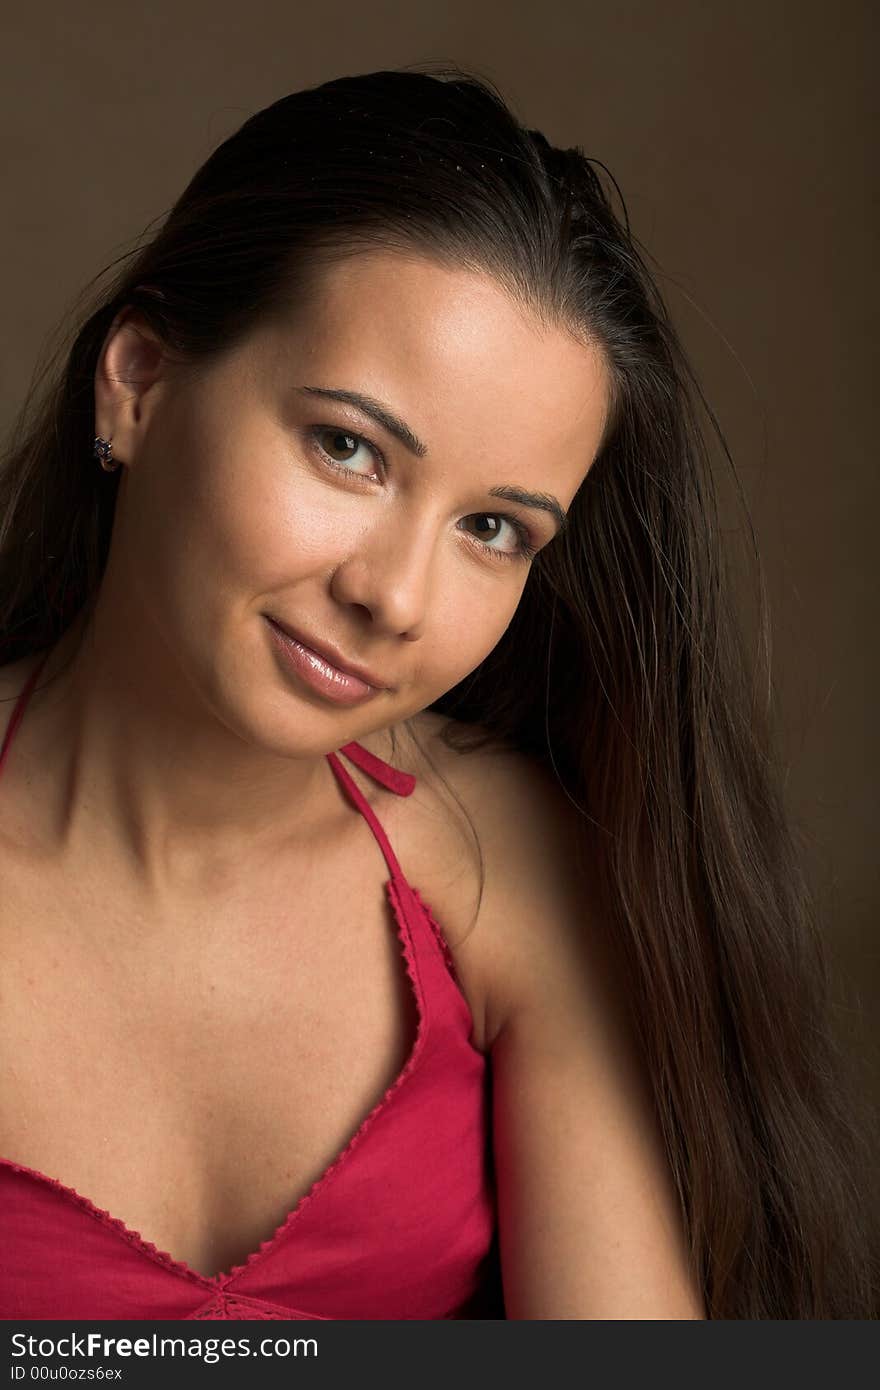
[391,709,594,1054]
[401,712,704,1317]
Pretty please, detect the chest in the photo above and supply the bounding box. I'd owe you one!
[0,810,478,1282]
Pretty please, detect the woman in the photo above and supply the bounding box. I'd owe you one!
[0,67,876,1321]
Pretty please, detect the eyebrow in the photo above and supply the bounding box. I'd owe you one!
[297,384,568,535]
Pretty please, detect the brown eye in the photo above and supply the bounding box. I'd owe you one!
[310,426,382,478]
[458,512,535,561]
[319,429,359,462]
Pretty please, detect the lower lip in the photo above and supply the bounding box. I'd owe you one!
[265,618,383,706]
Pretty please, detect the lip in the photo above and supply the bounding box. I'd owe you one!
[265,616,390,706]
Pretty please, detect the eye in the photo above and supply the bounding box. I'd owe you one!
[308,426,383,480]
[307,424,538,564]
[458,512,538,563]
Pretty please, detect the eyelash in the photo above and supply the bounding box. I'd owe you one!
[305,424,539,563]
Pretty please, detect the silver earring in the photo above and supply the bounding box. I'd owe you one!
[93,436,120,471]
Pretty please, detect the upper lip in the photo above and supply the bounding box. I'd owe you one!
[267,616,392,690]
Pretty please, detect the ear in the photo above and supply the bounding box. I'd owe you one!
[93,305,168,469]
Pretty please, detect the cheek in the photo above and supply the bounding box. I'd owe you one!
[422,583,523,694]
[133,445,357,606]
[243,486,354,581]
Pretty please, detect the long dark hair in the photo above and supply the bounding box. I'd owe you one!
[1,65,876,1318]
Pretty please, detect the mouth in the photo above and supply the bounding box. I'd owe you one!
[265,616,391,706]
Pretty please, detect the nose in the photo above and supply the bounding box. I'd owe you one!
[329,512,439,639]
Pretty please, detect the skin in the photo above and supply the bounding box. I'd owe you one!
[1,249,707,1315]
[17,249,611,901]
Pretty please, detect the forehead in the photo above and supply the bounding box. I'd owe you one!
[258,249,611,503]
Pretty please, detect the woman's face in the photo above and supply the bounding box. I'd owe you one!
[98,250,611,755]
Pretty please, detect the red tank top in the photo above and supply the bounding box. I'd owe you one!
[0,656,503,1320]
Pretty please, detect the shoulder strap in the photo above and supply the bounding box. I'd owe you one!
[337,740,416,796]
[0,660,417,886]
[0,652,48,779]
[325,746,411,881]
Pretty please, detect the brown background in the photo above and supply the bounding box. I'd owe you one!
[1,2,876,1103]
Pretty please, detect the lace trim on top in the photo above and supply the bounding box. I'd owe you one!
[0,875,428,1291]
